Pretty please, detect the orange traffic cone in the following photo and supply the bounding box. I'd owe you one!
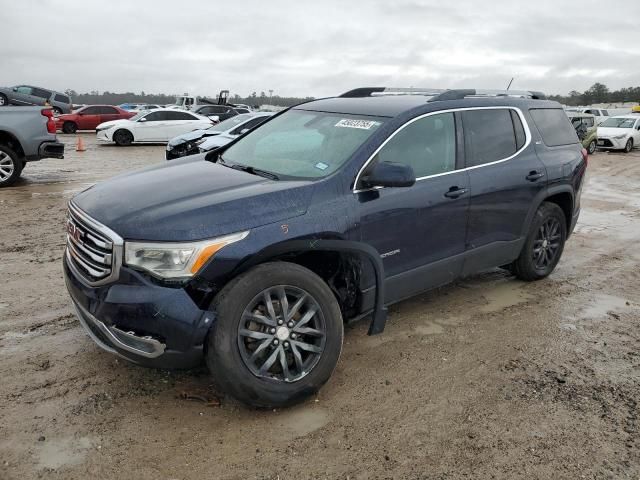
[76,136,86,152]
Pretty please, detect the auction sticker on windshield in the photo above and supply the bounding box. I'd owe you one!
[335,119,380,130]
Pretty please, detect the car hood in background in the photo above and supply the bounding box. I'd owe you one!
[167,129,219,147]
[199,134,236,151]
[72,156,314,241]
[597,127,631,138]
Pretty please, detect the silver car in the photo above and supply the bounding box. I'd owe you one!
[0,85,72,115]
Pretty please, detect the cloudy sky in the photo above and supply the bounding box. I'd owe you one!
[3,0,639,98]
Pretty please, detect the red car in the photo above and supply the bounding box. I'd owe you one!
[56,105,135,133]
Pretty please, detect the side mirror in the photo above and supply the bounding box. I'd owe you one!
[361,162,416,188]
[139,117,147,122]
[12,87,17,92]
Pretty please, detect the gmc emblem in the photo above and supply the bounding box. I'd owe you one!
[67,221,83,243]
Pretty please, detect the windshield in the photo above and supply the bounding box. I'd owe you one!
[221,110,385,179]
[600,117,636,128]
[207,114,253,133]
[130,111,148,121]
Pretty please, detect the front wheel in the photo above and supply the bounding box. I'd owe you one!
[113,129,133,146]
[512,202,567,281]
[0,94,7,106]
[206,262,344,408]
[588,140,596,155]
[624,138,634,153]
[0,145,24,187]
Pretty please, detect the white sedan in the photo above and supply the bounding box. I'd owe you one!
[597,115,640,152]
[96,108,213,146]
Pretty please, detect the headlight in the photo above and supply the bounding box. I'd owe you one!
[124,231,249,279]
[613,134,627,140]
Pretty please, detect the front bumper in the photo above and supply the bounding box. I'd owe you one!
[96,130,112,142]
[597,137,626,149]
[64,254,212,368]
[165,143,199,160]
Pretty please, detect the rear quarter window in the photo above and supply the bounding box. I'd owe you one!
[529,109,579,147]
[54,94,70,103]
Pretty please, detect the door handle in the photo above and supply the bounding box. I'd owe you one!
[444,186,468,199]
[526,171,545,182]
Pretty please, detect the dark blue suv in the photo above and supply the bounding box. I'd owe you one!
[63,87,587,407]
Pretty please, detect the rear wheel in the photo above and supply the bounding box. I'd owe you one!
[624,138,633,153]
[512,202,566,281]
[62,121,77,134]
[0,145,24,187]
[0,94,7,106]
[588,140,596,155]
[206,262,344,408]
[113,129,133,146]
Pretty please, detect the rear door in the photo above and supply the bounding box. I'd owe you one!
[77,106,101,129]
[462,107,546,272]
[134,110,169,141]
[98,106,121,124]
[164,111,203,140]
[31,87,52,106]
[356,112,470,301]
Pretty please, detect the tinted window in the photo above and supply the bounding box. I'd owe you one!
[31,88,51,99]
[81,106,101,115]
[143,111,168,121]
[530,109,579,147]
[583,117,595,128]
[230,116,268,135]
[463,109,517,166]
[100,106,118,114]
[602,110,609,116]
[374,112,456,178]
[510,110,526,150]
[54,94,70,103]
[15,86,32,95]
[166,111,198,121]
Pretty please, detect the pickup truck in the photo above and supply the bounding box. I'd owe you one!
[0,106,64,187]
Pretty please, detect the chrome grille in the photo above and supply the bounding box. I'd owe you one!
[66,202,123,285]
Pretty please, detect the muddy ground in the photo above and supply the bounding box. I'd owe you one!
[0,133,639,479]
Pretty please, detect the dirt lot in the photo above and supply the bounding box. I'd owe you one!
[0,133,639,479]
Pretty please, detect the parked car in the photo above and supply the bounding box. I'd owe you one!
[567,112,598,154]
[64,87,586,408]
[118,103,145,111]
[191,104,240,122]
[96,108,213,145]
[0,85,72,115]
[166,112,274,159]
[132,104,161,112]
[566,107,610,125]
[56,105,135,133]
[597,115,640,152]
[0,106,64,186]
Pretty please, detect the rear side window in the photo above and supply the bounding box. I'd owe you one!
[529,109,579,147]
[82,106,101,114]
[583,117,595,128]
[32,88,51,99]
[375,112,456,178]
[462,109,517,167]
[97,106,118,114]
[167,111,198,120]
[55,94,70,103]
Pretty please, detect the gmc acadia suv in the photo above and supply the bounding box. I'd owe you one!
[63,87,587,408]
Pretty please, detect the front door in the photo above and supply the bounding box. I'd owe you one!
[356,111,469,304]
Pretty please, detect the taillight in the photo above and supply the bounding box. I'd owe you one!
[41,108,56,134]
[581,147,588,167]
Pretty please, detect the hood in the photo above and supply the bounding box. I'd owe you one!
[97,119,132,130]
[72,156,314,241]
[168,128,218,147]
[597,127,630,138]
[200,134,236,151]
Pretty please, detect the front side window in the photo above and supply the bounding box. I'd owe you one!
[15,86,33,95]
[221,110,384,179]
[463,109,517,166]
[369,112,456,179]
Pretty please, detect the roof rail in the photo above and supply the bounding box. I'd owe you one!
[339,87,546,101]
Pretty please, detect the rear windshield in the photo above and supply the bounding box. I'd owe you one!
[529,109,579,147]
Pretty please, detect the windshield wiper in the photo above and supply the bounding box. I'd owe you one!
[230,163,279,180]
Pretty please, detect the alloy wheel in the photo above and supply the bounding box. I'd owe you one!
[532,217,561,269]
[0,151,15,182]
[237,285,326,383]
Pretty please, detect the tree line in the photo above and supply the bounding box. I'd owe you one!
[548,83,640,106]
[63,89,313,108]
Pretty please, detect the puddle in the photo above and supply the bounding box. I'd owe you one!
[36,436,93,470]
[273,407,330,438]
[478,281,534,313]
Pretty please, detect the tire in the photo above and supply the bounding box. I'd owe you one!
[206,261,344,408]
[0,145,24,187]
[113,129,133,146]
[0,94,7,106]
[62,121,77,134]
[588,140,596,155]
[624,138,633,153]
[512,202,567,281]
[52,107,63,116]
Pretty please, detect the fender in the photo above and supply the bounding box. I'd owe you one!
[519,185,574,238]
[238,239,388,336]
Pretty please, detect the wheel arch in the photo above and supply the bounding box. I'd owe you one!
[113,128,134,143]
[521,186,573,239]
[0,130,25,158]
